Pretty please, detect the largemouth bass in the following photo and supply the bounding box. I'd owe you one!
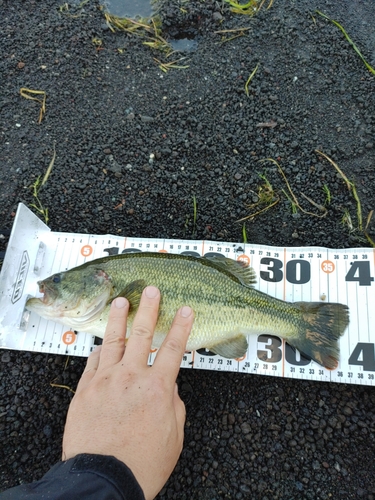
[26,252,349,369]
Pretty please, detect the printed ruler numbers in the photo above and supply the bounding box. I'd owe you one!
[328,249,375,384]
[10,216,375,385]
[193,348,244,373]
[249,334,283,378]
[147,349,194,369]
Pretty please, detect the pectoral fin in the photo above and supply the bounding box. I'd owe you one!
[111,279,147,310]
[209,334,248,359]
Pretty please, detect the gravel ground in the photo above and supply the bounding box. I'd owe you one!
[1,0,375,498]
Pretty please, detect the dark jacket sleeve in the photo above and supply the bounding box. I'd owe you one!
[0,454,146,500]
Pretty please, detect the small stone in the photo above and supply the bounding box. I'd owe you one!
[343,406,353,416]
[1,351,11,363]
[295,481,303,491]
[241,422,251,434]
[43,425,52,438]
[140,115,154,123]
[239,484,251,494]
[268,424,281,431]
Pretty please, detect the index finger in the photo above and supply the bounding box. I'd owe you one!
[152,306,194,385]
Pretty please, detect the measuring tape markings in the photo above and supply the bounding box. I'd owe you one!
[19,234,375,385]
[329,249,375,384]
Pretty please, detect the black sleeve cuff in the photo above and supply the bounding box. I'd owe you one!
[0,454,146,500]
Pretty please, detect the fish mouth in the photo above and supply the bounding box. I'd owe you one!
[37,281,57,305]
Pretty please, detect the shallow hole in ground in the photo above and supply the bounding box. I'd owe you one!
[167,27,199,52]
[103,0,155,18]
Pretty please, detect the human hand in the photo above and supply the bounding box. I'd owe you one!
[62,286,194,500]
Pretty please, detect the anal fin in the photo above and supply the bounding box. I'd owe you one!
[209,334,248,359]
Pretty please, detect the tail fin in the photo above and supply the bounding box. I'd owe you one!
[289,302,349,370]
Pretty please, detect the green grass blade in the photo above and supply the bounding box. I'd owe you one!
[242,223,248,243]
[41,142,56,187]
[316,10,375,75]
[245,63,259,96]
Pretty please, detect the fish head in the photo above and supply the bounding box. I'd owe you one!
[26,266,114,321]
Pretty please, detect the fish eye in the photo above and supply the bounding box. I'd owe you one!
[52,274,61,283]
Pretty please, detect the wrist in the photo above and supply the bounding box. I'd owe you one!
[64,453,146,500]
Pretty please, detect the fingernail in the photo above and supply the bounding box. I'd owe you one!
[145,286,159,298]
[113,297,127,309]
[93,345,102,353]
[180,306,192,318]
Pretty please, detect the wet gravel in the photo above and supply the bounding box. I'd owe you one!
[1,0,375,498]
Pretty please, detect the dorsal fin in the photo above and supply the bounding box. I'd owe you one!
[203,256,257,288]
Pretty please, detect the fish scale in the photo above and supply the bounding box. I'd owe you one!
[26,252,349,369]
[92,254,297,348]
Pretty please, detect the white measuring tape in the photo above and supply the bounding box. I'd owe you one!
[0,204,373,386]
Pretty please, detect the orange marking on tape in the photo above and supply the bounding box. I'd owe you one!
[235,354,247,362]
[321,260,335,273]
[62,331,77,345]
[81,245,93,257]
[237,254,250,267]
